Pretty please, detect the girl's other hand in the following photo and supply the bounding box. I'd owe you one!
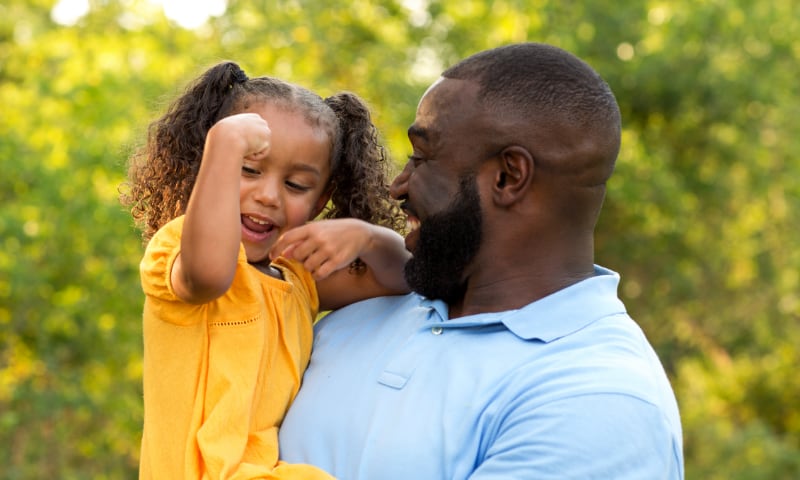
[270,219,372,281]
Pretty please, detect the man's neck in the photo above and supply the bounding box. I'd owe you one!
[447,260,595,319]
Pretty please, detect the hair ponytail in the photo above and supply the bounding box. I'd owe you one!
[154,61,248,180]
[122,61,249,242]
[323,92,404,232]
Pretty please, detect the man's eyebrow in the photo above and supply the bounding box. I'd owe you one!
[407,125,428,140]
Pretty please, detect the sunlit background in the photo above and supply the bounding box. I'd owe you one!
[1,0,799,478]
[52,0,228,29]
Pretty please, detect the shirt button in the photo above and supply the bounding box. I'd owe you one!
[431,326,443,335]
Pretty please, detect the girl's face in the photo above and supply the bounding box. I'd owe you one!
[239,103,332,265]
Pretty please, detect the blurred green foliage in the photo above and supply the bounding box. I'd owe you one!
[1,0,797,478]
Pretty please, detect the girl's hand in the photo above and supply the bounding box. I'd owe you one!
[212,113,271,161]
[272,219,410,310]
[270,219,373,281]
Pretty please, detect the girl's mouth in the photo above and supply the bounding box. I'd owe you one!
[241,215,277,242]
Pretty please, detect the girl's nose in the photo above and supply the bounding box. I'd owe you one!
[390,161,413,200]
[253,178,281,206]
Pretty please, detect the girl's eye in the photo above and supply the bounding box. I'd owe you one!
[286,180,311,192]
[242,166,259,176]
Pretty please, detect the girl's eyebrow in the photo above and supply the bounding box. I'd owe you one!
[289,163,323,177]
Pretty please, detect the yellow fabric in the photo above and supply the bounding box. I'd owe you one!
[138,216,333,479]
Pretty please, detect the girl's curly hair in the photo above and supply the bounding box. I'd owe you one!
[322,92,404,231]
[120,61,404,245]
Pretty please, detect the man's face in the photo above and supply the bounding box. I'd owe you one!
[391,78,489,302]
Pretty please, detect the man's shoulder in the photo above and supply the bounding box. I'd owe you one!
[317,293,425,330]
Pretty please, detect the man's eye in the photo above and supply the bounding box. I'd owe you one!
[242,166,259,175]
[408,154,425,166]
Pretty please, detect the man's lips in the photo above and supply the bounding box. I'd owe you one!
[399,201,421,250]
[403,212,421,252]
[406,215,420,232]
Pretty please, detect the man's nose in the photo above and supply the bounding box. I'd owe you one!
[390,161,413,200]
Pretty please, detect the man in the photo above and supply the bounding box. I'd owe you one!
[279,43,684,479]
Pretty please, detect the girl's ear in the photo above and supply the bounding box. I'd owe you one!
[492,146,534,208]
[312,189,332,219]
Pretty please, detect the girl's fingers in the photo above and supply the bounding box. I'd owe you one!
[270,227,309,260]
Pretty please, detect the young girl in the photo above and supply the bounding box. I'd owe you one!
[122,61,409,479]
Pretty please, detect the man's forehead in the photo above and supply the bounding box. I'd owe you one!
[411,77,483,140]
[408,79,443,144]
[417,76,446,110]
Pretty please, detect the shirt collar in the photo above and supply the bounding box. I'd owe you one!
[419,265,627,342]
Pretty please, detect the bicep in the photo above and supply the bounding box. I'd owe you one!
[170,250,235,305]
[169,253,193,303]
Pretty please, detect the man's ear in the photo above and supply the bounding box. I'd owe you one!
[492,146,533,207]
[312,188,333,219]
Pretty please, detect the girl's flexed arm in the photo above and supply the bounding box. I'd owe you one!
[172,114,271,304]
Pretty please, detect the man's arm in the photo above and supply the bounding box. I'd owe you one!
[471,392,682,479]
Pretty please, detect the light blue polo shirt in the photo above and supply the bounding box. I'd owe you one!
[280,266,684,479]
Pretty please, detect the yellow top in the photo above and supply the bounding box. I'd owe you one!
[138,216,333,479]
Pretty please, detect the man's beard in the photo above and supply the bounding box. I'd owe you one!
[404,176,482,304]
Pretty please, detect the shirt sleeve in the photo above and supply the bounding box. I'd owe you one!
[272,256,319,319]
[140,215,259,326]
[470,392,682,480]
[139,216,184,305]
